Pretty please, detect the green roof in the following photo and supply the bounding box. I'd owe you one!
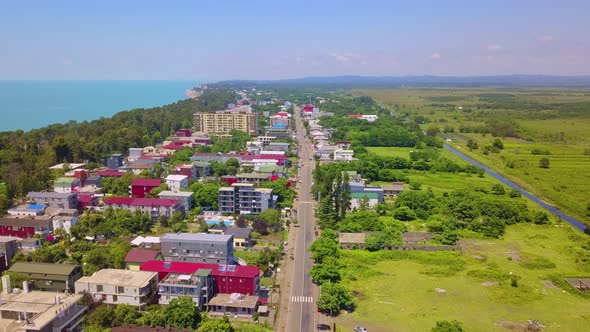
[9,262,80,276]
[54,177,77,185]
[351,192,379,200]
[257,165,284,173]
[195,268,212,277]
[193,161,211,167]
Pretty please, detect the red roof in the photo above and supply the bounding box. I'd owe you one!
[104,197,179,207]
[77,194,95,203]
[162,144,184,150]
[140,260,260,279]
[96,170,126,177]
[131,179,162,187]
[276,112,289,117]
[347,114,363,118]
[124,249,161,263]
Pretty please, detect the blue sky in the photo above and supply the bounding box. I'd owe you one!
[1,0,589,80]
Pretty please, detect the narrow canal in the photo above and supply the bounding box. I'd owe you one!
[444,144,588,232]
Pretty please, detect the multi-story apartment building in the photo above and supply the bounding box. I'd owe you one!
[157,268,214,309]
[9,262,83,292]
[0,276,87,332]
[236,173,272,186]
[218,183,275,215]
[194,107,258,136]
[26,192,78,209]
[165,174,188,192]
[157,191,194,214]
[74,269,159,307]
[160,233,234,264]
[0,217,53,238]
[103,197,182,220]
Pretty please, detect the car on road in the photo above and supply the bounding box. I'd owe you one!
[353,327,368,332]
[317,324,331,330]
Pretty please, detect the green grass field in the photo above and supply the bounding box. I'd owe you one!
[334,223,590,332]
[446,134,590,225]
[359,88,590,225]
[366,147,513,196]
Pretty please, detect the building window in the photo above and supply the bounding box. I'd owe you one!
[112,295,118,302]
[96,285,103,292]
[117,286,124,294]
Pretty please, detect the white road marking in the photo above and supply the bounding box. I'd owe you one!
[291,296,314,303]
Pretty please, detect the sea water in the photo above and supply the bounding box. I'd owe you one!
[0,80,200,132]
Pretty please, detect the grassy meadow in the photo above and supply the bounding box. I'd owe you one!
[334,223,590,332]
[358,88,590,225]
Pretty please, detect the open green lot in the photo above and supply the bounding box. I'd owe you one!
[359,88,590,225]
[334,223,590,332]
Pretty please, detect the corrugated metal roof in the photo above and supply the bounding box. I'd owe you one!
[9,262,80,275]
[131,178,161,187]
[350,192,379,199]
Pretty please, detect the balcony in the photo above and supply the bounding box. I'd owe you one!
[51,304,87,332]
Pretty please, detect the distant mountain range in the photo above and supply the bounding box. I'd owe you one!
[217,75,590,88]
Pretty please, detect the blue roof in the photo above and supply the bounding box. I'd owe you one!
[273,123,287,128]
[27,204,46,210]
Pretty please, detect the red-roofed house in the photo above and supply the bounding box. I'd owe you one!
[78,194,98,210]
[175,129,192,137]
[130,178,162,198]
[347,113,363,119]
[103,197,182,219]
[125,249,163,271]
[96,170,126,177]
[140,260,260,296]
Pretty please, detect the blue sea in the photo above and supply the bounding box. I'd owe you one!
[0,80,200,132]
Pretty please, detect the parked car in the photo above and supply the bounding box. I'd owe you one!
[353,327,368,332]
[317,324,331,330]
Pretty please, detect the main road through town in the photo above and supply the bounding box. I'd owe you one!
[285,105,318,332]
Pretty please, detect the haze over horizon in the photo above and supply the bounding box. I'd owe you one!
[1,0,589,81]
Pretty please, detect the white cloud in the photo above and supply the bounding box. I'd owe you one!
[329,52,362,63]
[430,52,441,59]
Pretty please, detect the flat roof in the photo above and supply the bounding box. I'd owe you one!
[49,163,85,170]
[0,291,84,332]
[158,191,194,198]
[161,233,233,243]
[76,269,157,288]
[208,293,259,309]
[350,192,379,199]
[165,174,188,181]
[9,262,80,276]
[339,232,367,244]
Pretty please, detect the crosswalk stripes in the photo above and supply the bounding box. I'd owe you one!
[291,296,314,303]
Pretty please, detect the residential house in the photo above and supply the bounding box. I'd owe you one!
[208,293,259,318]
[77,193,99,210]
[128,148,144,162]
[193,161,212,178]
[130,178,162,198]
[339,232,367,249]
[103,197,182,220]
[350,192,380,210]
[96,169,126,178]
[157,268,214,309]
[333,149,354,162]
[383,182,404,197]
[266,142,290,152]
[107,153,124,169]
[84,176,102,188]
[130,236,161,249]
[125,249,163,271]
[51,208,79,234]
[160,233,234,264]
[27,192,78,209]
[0,276,87,332]
[121,162,154,175]
[75,269,159,307]
[54,177,80,193]
[19,238,42,252]
[0,217,53,238]
[347,114,378,122]
[165,175,188,193]
[218,183,276,215]
[236,173,272,186]
[224,227,252,248]
[335,141,352,149]
[9,262,83,292]
[7,204,46,217]
[157,191,194,214]
[0,236,19,267]
[140,260,261,296]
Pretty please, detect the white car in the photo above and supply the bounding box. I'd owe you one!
[353,327,368,332]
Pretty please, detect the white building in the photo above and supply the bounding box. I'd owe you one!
[362,114,378,122]
[165,174,188,193]
[333,149,354,162]
[51,209,80,234]
[75,269,159,307]
[158,190,194,213]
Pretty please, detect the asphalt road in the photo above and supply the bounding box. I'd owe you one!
[285,106,318,332]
